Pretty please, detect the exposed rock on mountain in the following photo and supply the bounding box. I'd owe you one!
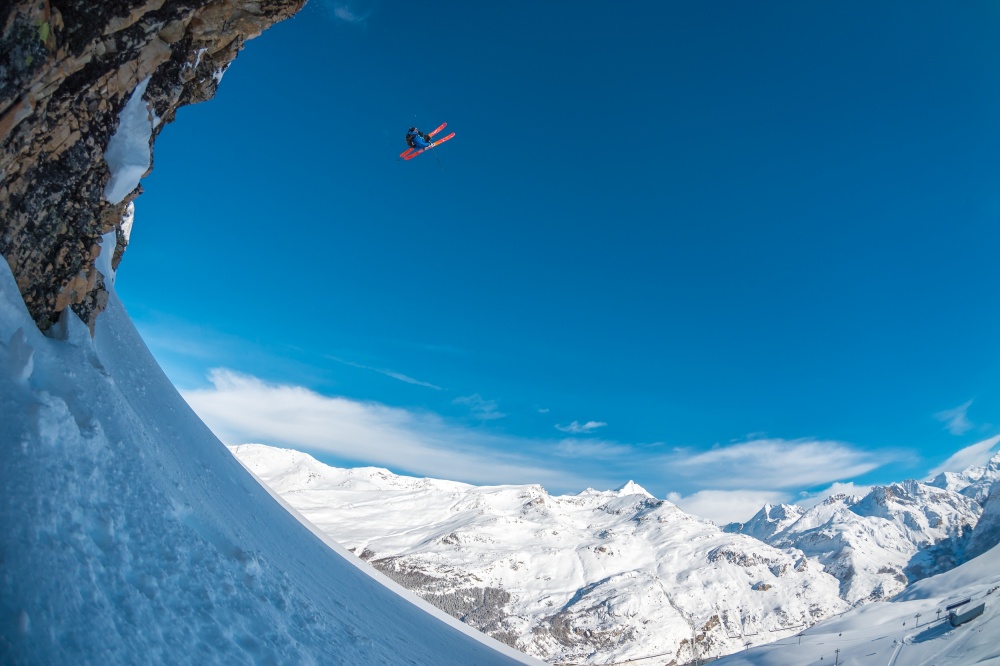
[1,0,303,330]
[967,481,1000,560]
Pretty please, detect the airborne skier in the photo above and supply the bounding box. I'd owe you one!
[400,123,455,161]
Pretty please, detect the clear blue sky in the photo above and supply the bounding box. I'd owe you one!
[117,0,1000,522]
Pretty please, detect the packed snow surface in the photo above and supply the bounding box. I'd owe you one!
[0,261,539,665]
[232,444,850,665]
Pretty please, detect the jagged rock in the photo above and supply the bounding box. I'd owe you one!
[1,0,304,331]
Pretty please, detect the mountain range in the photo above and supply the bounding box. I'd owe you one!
[232,444,1000,664]
[724,478,989,604]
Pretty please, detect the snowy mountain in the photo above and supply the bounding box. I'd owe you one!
[724,504,806,543]
[927,451,1000,504]
[0,261,538,664]
[726,482,982,604]
[232,443,850,665]
[715,542,1000,666]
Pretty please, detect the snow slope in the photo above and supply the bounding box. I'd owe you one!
[232,443,850,665]
[0,259,539,665]
[715,543,1000,666]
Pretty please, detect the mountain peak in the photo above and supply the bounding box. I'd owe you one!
[988,451,1000,469]
[615,480,653,498]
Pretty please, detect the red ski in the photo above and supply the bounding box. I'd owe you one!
[402,132,455,161]
[400,123,452,160]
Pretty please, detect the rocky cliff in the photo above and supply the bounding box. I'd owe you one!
[1,0,304,330]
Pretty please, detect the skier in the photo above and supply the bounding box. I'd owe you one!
[400,123,455,160]
[405,127,432,150]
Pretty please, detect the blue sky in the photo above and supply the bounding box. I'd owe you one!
[117,1,1000,522]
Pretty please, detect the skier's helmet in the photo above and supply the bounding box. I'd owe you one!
[408,127,417,133]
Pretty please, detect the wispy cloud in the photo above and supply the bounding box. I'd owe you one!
[326,2,372,24]
[666,438,885,491]
[182,369,580,489]
[666,489,790,525]
[453,393,506,420]
[556,420,608,434]
[381,370,440,388]
[554,438,633,459]
[935,400,974,435]
[327,356,442,390]
[927,435,1000,478]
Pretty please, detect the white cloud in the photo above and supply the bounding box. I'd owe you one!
[453,393,506,420]
[182,370,581,489]
[935,400,974,435]
[666,489,790,525]
[667,438,883,490]
[556,420,608,434]
[927,435,1000,478]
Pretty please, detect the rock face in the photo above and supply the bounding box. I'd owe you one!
[1,0,304,330]
[967,481,1000,560]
